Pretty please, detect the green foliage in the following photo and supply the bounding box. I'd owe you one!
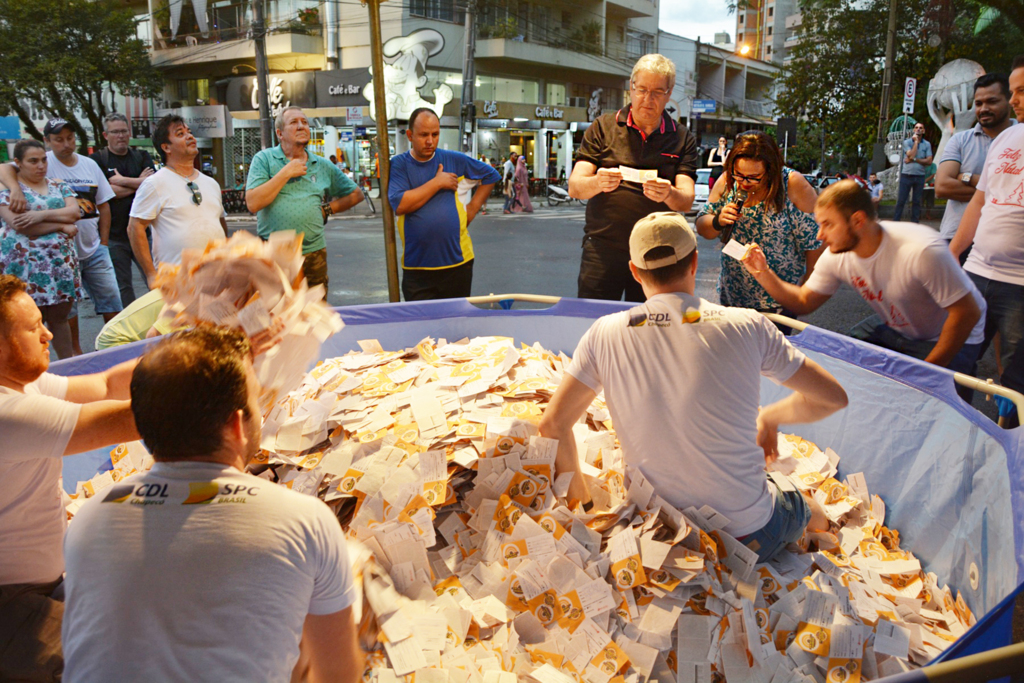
[776,0,1024,170]
[569,20,603,56]
[0,0,162,148]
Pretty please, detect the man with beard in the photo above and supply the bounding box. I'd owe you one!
[61,327,363,682]
[246,106,363,295]
[935,73,1016,248]
[0,274,138,680]
[742,181,985,382]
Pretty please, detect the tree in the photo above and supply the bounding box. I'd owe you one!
[775,0,1024,171]
[0,0,162,148]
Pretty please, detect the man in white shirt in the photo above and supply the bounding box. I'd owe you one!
[128,114,228,287]
[950,56,1024,421]
[743,180,985,399]
[0,118,122,354]
[539,212,847,561]
[0,274,138,680]
[62,327,363,683]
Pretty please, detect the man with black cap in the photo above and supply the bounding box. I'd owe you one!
[540,212,848,562]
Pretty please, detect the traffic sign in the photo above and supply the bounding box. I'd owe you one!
[692,99,717,114]
[902,77,917,114]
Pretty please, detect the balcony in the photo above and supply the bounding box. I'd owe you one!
[605,0,658,19]
[475,37,632,77]
[150,0,323,68]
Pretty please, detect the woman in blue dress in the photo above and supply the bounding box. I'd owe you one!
[696,131,823,313]
[0,139,83,358]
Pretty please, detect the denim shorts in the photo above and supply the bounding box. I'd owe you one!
[743,480,811,562]
[70,245,124,317]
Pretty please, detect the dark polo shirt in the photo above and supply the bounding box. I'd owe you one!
[576,105,698,251]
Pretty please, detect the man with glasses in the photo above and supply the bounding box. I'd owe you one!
[91,113,157,307]
[568,54,698,302]
[246,106,363,295]
[127,114,228,288]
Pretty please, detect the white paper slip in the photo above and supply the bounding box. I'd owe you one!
[873,619,911,660]
[721,239,751,261]
[618,165,658,183]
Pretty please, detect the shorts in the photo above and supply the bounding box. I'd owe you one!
[743,480,811,562]
[0,578,64,681]
[302,248,329,291]
[70,245,123,318]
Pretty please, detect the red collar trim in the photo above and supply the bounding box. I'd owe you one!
[622,106,673,138]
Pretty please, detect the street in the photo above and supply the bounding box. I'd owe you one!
[73,201,999,417]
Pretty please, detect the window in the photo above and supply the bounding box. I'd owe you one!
[768,7,774,16]
[561,10,571,30]
[767,45,773,53]
[546,83,566,106]
[738,32,744,43]
[617,25,624,42]
[768,26,773,35]
[477,75,539,104]
[410,0,460,23]
[177,79,210,105]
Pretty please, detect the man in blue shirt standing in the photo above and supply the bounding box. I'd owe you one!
[388,108,500,301]
[893,121,933,223]
[246,106,363,297]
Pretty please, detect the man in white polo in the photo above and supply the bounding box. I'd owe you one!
[540,212,848,561]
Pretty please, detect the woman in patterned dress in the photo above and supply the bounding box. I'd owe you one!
[695,131,823,313]
[0,139,82,358]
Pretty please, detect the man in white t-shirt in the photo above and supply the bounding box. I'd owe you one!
[0,274,138,680]
[62,327,363,682]
[744,180,985,397]
[539,212,847,561]
[0,118,123,354]
[128,114,228,287]
[950,57,1024,418]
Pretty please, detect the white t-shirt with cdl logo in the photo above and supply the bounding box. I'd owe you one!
[62,461,356,682]
[965,123,1024,286]
[44,151,115,259]
[566,292,806,537]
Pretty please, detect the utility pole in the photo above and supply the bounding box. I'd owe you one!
[252,0,273,149]
[874,0,898,169]
[365,0,401,302]
[459,0,477,154]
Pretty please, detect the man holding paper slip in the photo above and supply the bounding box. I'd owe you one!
[540,212,847,561]
[740,180,984,386]
[62,327,363,682]
[569,54,698,302]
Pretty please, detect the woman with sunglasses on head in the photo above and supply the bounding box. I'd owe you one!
[126,114,228,290]
[0,139,83,358]
[695,131,822,313]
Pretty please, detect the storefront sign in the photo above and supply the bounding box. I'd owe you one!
[131,119,153,139]
[225,72,317,117]
[341,131,354,142]
[365,29,453,121]
[692,99,717,114]
[347,107,364,124]
[314,69,372,108]
[180,105,232,138]
[482,101,499,118]
[535,106,564,120]
[588,89,603,122]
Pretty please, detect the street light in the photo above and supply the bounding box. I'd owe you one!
[739,44,751,56]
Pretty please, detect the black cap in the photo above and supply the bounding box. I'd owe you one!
[42,118,71,136]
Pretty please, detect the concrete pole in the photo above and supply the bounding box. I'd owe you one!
[459,0,477,154]
[875,0,898,145]
[367,0,401,302]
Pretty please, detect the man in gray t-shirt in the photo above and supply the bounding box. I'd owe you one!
[893,122,933,223]
[935,73,1016,242]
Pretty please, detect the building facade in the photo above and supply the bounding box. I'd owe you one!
[121,0,659,188]
[733,0,799,65]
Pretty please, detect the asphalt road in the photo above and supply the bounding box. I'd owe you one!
[74,202,999,416]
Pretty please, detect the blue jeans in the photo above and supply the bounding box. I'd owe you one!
[967,273,1024,387]
[850,314,981,401]
[894,174,926,223]
[70,245,123,318]
[744,480,811,562]
[502,186,516,212]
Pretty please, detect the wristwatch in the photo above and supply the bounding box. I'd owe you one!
[960,172,973,185]
[320,202,334,223]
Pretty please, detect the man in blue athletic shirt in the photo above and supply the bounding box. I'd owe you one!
[388,108,500,300]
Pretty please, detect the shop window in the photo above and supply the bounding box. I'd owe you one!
[477,75,539,104]
[546,83,566,106]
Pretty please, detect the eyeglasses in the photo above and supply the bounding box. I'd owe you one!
[186,180,202,206]
[631,84,670,100]
[733,171,765,184]
[106,129,131,136]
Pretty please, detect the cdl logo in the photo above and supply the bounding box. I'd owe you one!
[648,313,670,324]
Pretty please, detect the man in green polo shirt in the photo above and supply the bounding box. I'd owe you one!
[245,106,363,295]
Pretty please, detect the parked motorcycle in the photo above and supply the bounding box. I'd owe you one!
[546,182,586,207]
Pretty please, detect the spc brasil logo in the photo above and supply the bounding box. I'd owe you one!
[183,482,260,505]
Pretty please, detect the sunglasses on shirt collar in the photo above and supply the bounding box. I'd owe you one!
[186,180,202,206]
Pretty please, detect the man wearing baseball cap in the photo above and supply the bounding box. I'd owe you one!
[540,212,848,561]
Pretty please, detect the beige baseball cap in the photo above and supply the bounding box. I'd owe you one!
[629,212,697,269]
